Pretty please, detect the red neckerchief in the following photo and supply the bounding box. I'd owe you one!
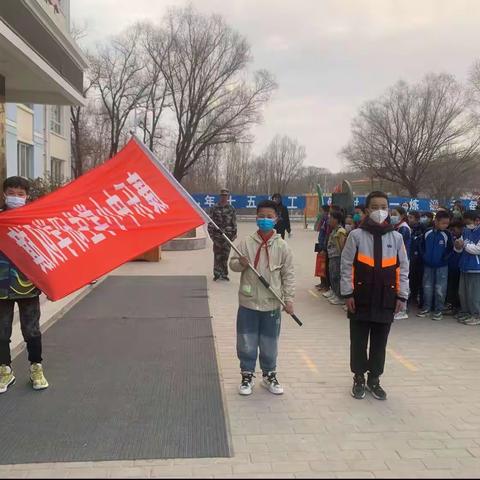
[254,230,274,269]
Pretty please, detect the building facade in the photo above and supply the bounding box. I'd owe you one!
[0,0,86,184]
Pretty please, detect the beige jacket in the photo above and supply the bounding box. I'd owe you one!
[229,231,295,312]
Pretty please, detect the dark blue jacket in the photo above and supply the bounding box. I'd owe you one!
[420,228,453,268]
[396,222,411,259]
[458,226,480,273]
[410,223,425,264]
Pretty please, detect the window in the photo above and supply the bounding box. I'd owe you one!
[50,105,62,135]
[51,157,65,183]
[17,142,34,179]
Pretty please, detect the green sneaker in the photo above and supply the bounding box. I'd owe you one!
[30,363,49,390]
[0,365,15,394]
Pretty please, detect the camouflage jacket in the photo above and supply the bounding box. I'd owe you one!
[208,203,237,241]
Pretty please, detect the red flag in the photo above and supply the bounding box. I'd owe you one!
[0,138,207,301]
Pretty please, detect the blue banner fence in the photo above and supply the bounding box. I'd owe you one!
[192,194,478,213]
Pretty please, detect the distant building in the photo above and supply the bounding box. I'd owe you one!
[0,0,87,183]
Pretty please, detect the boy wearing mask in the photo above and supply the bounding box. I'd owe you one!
[445,220,464,316]
[455,211,480,325]
[408,211,425,308]
[391,207,411,320]
[341,191,409,400]
[417,211,453,321]
[0,177,48,394]
[230,200,295,396]
[327,211,347,305]
[353,205,366,229]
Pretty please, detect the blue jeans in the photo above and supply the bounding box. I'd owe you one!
[423,266,448,313]
[236,306,281,373]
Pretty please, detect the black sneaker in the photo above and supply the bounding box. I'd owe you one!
[222,276,230,281]
[351,374,366,399]
[367,376,387,400]
[213,275,220,281]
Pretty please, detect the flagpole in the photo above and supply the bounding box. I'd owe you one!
[131,134,303,327]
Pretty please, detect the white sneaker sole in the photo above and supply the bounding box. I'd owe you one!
[261,380,284,395]
[31,379,49,390]
[0,376,16,394]
[238,380,254,396]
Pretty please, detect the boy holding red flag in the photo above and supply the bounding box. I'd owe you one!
[230,200,295,396]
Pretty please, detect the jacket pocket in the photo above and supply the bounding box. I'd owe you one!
[353,281,372,307]
[382,284,397,310]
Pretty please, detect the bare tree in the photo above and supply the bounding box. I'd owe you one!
[182,144,223,193]
[342,74,480,196]
[146,6,277,182]
[89,24,149,158]
[224,143,253,193]
[423,151,480,202]
[255,135,306,194]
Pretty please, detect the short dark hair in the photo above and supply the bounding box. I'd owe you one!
[365,191,389,209]
[257,199,278,213]
[3,176,30,194]
[330,204,342,213]
[423,211,434,219]
[464,210,480,222]
[321,204,330,213]
[272,193,282,200]
[354,205,366,213]
[393,206,407,218]
[330,211,344,224]
[408,211,421,220]
[435,211,450,222]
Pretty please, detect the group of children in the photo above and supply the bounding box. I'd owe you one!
[2,176,477,402]
[316,200,480,326]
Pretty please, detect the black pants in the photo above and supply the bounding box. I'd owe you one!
[350,319,391,378]
[409,261,424,307]
[0,297,42,365]
[446,268,461,310]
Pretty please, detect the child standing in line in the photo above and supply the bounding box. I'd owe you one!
[408,211,425,309]
[327,211,347,306]
[455,211,480,326]
[391,207,411,320]
[445,220,464,316]
[230,200,295,396]
[417,211,453,321]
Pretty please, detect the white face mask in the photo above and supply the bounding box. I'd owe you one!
[466,224,476,230]
[5,195,26,209]
[370,209,389,224]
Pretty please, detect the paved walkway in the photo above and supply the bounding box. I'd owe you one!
[2,223,480,478]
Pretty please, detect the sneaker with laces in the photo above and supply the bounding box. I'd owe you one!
[394,311,409,320]
[329,295,345,305]
[0,365,15,394]
[367,376,387,400]
[238,372,255,396]
[322,289,334,298]
[30,363,49,390]
[455,312,471,323]
[431,312,443,321]
[262,371,284,395]
[463,317,480,326]
[416,309,430,318]
[351,374,366,399]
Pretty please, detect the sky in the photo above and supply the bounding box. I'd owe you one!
[71,0,480,172]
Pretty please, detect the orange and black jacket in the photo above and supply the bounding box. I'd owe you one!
[340,218,410,324]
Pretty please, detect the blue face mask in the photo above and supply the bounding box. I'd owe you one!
[257,218,276,232]
[390,215,400,225]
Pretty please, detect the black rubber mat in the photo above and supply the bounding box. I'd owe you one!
[0,276,230,464]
